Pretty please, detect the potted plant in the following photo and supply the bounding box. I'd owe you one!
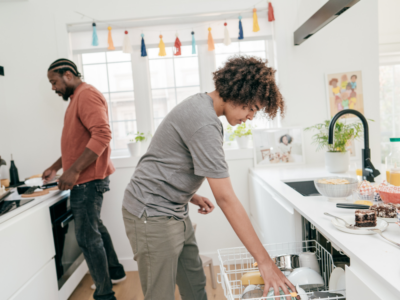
[127,132,146,157]
[227,123,252,149]
[305,120,365,173]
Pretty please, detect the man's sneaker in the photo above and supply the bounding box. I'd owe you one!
[91,275,127,290]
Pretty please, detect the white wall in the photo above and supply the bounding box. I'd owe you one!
[0,0,380,269]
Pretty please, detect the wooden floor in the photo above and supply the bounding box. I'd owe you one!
[69,266,227,300]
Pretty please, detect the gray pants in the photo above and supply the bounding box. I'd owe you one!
[122,207,207,300]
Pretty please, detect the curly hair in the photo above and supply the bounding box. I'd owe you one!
[212,56,284,119]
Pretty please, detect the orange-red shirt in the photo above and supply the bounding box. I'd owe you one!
[61,82,115,185]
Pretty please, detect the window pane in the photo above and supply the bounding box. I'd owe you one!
[174,57,200,87]
[148,47,174,59]
[239,40,265,52]
[109,91,134,102]
[244,51,266,60]
[110,100,136,121]
[83,64,109,92]
[149,59,175,88]
[107,62,133,92]
[82,52,106,64]
[112,121,137,149]
[215,42,240,54]
[176,86,200,103]
[106,51,131,63]
[216,54,235,70]
[179,45,198,57]
[152,88,176,119]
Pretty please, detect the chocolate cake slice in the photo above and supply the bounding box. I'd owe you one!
[370,203,396,218]
[355,210,377,227]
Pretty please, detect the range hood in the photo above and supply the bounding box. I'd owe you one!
[294,0,360,46]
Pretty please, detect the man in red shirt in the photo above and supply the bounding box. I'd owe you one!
[43,59,125,300]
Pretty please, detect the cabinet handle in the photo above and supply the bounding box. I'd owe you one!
[61,213,74,228]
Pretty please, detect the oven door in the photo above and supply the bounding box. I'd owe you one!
[51,199,84,290]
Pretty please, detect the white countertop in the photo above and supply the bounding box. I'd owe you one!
[251,164,400,298]
[0,189,70,225]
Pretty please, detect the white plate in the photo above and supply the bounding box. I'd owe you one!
[331,215,388,234]
[378,217,397,223]
[329,267,346,296]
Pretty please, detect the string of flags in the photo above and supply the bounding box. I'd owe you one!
[88,2,275,56]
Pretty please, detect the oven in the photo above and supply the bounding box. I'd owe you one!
[50,197,84,289]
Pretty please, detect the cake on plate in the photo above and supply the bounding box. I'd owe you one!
[370,203,396,218]
[355,210,377,227]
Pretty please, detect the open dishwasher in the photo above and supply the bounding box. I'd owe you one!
[217,240,346,299]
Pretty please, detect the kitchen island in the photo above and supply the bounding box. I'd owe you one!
[0,190,87,300]
[249,165,400,300]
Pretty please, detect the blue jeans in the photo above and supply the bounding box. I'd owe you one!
[70,177,125,300]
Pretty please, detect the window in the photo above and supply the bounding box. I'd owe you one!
[81,51,135,150]
[380,65,400,162]
[147,45,201,129]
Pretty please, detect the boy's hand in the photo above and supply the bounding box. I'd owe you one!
[190,194,215,215]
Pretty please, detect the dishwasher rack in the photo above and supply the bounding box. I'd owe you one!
[217,240,346,299]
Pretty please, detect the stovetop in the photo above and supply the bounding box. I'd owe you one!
[0,199,34,217]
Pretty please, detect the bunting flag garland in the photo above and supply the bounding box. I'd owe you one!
[191,31,196,54]
[92,23,99,46]
[140,33,147,57]
[223,22,231,46]
[238,16,244,40]
[207,27,215,51]
[253,8,260,32]
[107,26,115,50]
[268,2,275,22]
[158,35,166,56]
[174,33,182,56]
[122,31,132,53]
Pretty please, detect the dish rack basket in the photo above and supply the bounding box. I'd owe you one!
[217,240,345,299]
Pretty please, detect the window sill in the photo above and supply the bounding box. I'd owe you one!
[111,148,254,169]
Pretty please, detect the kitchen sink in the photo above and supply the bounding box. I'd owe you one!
[284,180,321,197]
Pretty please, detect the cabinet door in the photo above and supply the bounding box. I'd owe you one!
[0,205,55,300]
[9,259,58,300]
[250,174,301,245]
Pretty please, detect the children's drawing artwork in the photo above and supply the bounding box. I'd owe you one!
[326,71,364,118]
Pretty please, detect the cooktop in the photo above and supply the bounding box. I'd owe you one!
[0,199,34,217]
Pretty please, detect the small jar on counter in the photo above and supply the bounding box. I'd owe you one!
[386,138,400,186]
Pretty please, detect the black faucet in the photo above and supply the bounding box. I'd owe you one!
[328,109,380,182]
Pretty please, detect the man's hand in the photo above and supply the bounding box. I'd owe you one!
[259,260,298,299]
[190,194,215,215]
[58,168,80,190]
[42,167,58,184]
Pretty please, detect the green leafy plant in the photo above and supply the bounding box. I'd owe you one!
[129,132,146,143]
[305,119,370,152]
[226,123,252,141]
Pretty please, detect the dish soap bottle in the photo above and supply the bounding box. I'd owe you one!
[9,154,20,186]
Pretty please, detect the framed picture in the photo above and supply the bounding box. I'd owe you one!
[325,70,364,119]
[253,127,305,167]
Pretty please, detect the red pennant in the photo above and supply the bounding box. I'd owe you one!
[268,2,275,22]
[174,34,182,56]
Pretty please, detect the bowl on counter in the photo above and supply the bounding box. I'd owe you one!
[379,191,400,204]
[314,177,358,202]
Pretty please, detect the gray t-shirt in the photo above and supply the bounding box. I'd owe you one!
[122,93,229,220]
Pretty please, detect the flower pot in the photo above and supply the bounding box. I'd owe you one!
[127,142,141,157]
[325,151,349,173]
[236,136,251,149]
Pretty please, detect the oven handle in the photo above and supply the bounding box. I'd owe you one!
[60,212,74,228]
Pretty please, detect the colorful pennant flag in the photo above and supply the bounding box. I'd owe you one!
[174,33,182,56]
[159,35,166,56]
[208,27,215,51]
[191,31,196,54]
[107,26,115,50]
[122,31,131,53]
[268,2,275,22]
[141,33,147,57]
[92,23,99,46]
[253,8,260,32]
[223,22,231,46]
[238,16,244,40]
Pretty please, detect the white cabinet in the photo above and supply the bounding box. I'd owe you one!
[9,259,58,300]
[249,173,302,245]
[0,205,56,300]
